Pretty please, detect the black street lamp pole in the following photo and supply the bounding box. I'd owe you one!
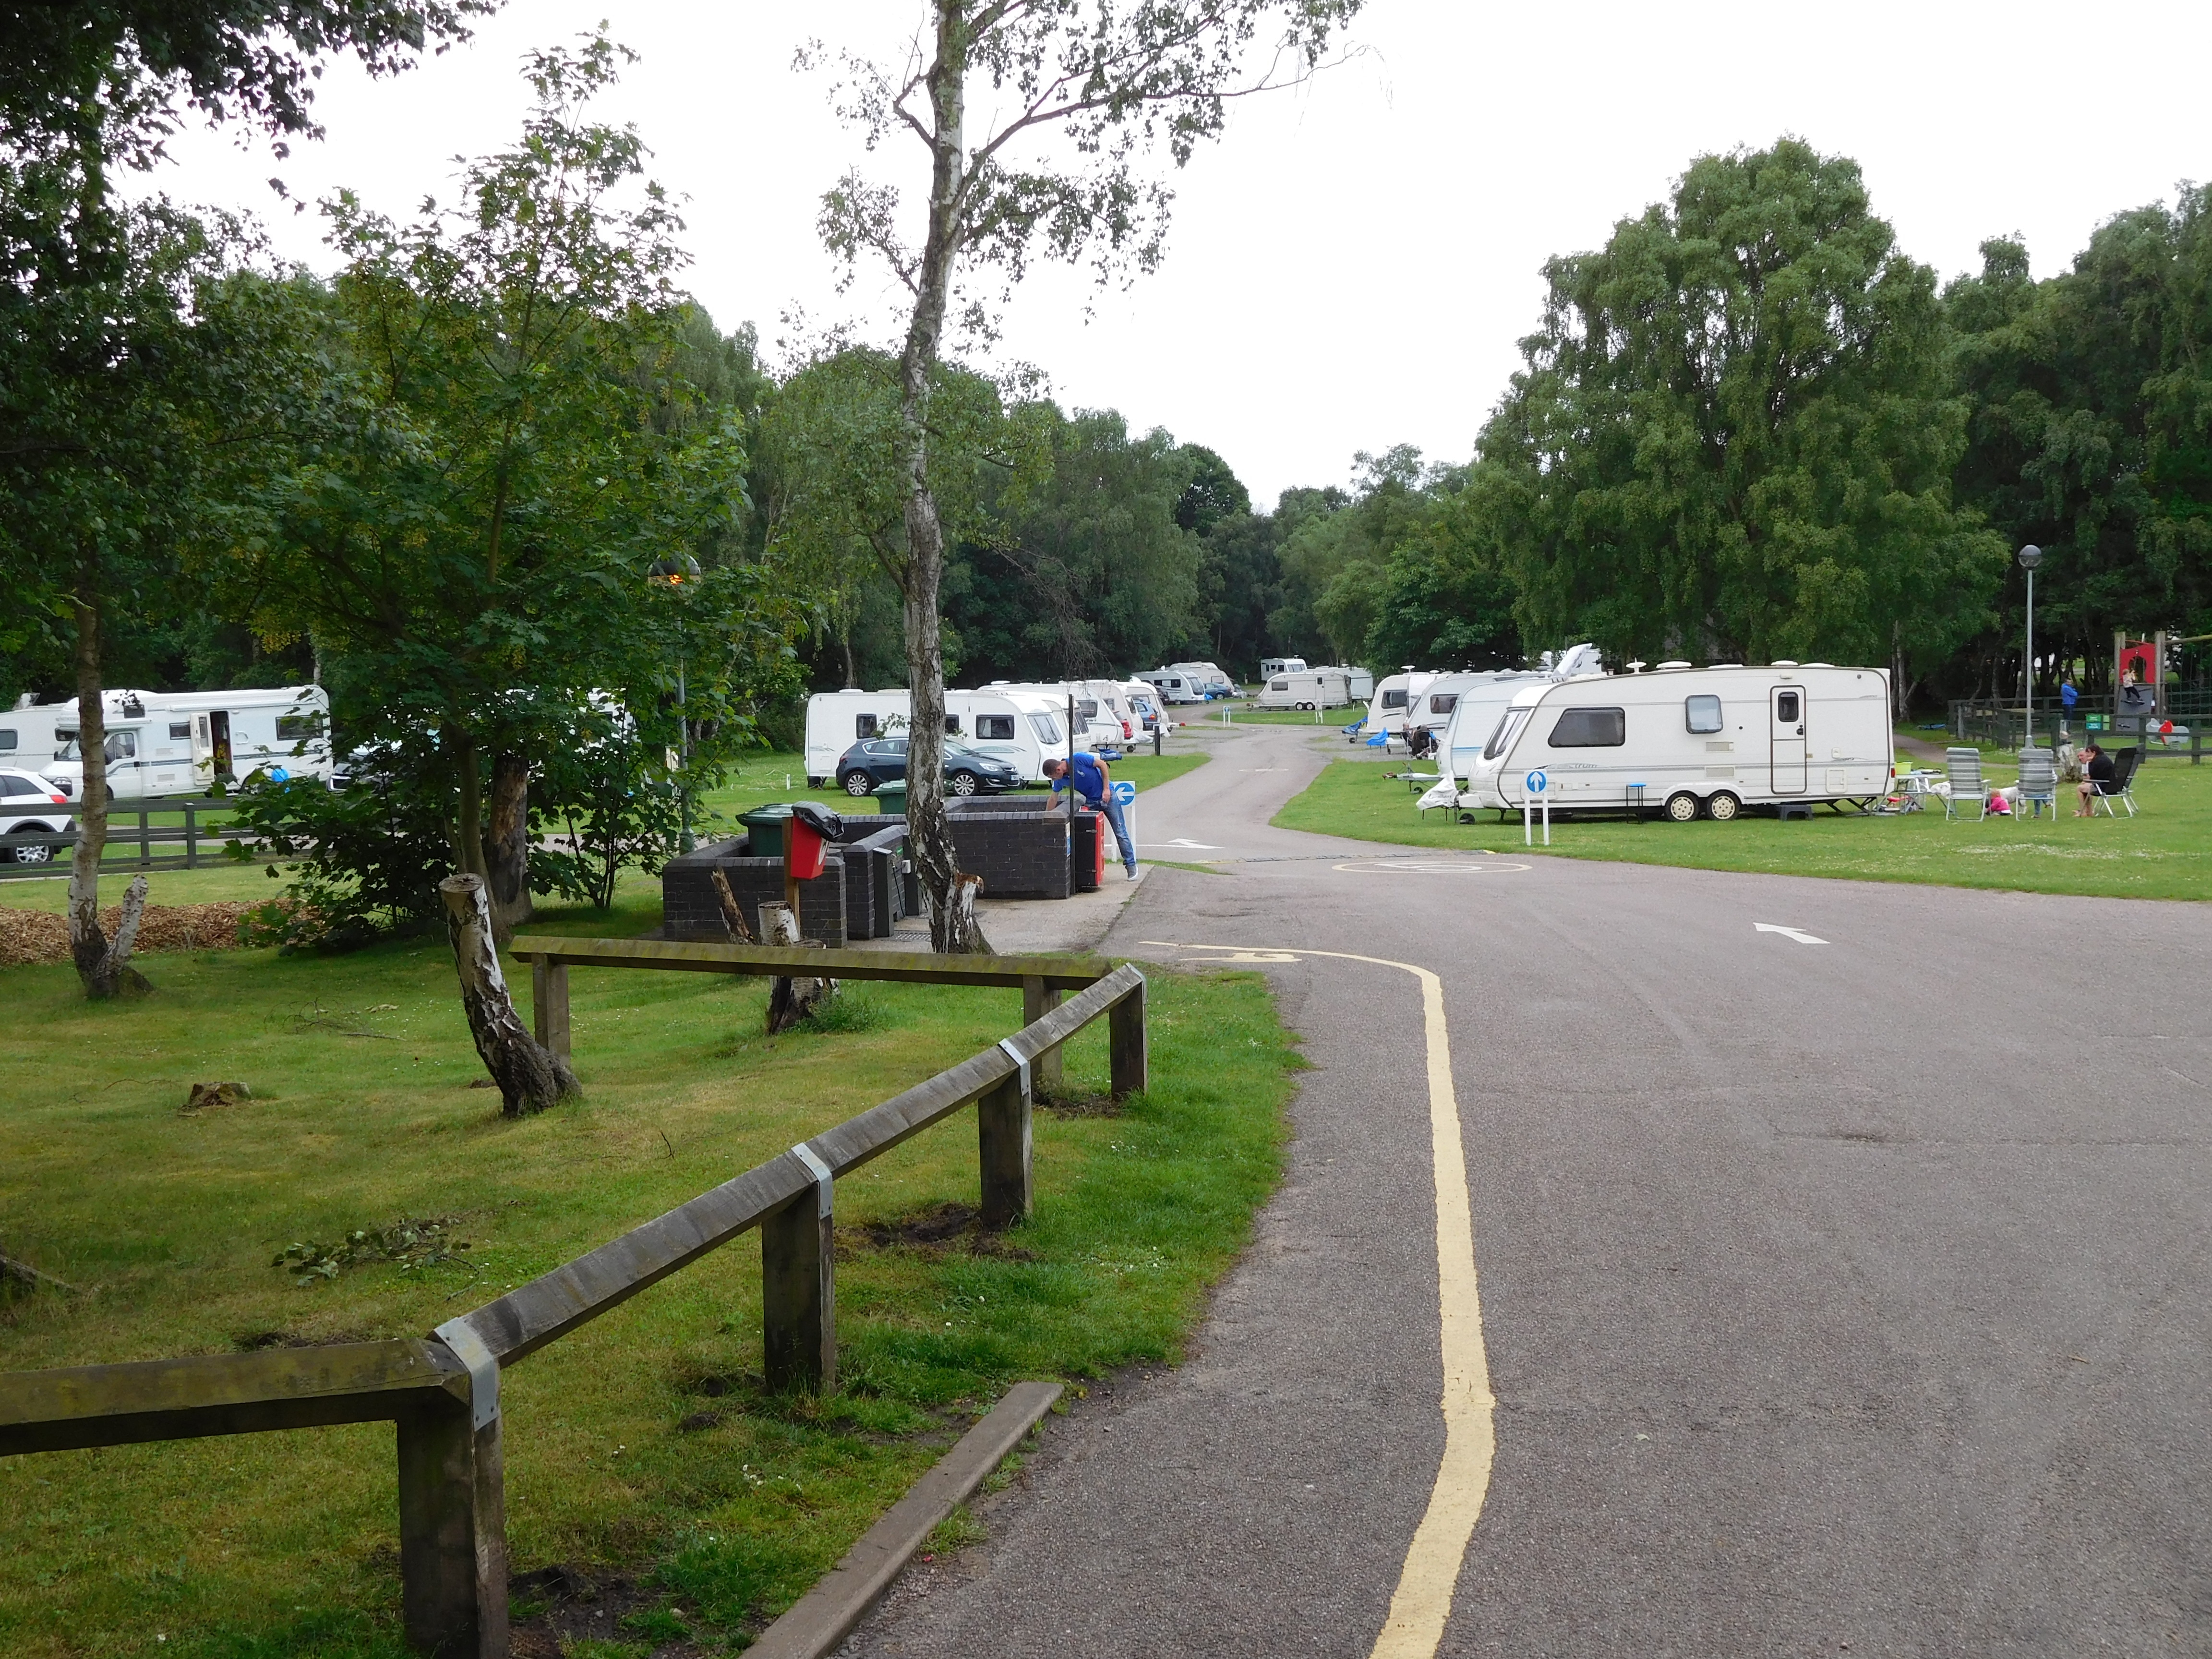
[649,554,702,853]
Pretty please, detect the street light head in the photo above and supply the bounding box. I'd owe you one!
[648,553,702,588]
[2017,543,2043,571]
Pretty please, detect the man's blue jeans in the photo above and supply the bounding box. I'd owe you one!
[1086,792,1137,873]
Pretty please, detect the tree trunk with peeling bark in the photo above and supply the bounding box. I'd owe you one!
[64,585,149,998]
[439,873,577,1115]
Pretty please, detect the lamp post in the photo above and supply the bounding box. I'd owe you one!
[2017,544,2042,749]
[649,553,702,853]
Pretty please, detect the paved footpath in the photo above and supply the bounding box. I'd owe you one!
[848,722,2212,1658]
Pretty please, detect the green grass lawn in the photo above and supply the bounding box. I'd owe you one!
[0,887,1290,1658]
[1274,750,2212,902]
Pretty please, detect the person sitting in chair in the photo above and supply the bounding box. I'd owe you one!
[2075,743,2114,816]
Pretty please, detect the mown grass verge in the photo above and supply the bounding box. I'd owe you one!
[1273,751,2212,902]
[0,891,1290,1658]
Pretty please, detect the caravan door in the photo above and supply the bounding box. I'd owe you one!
[1770,686,1807,794]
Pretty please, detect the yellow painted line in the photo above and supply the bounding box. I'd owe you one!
[1143,940,1495,1659]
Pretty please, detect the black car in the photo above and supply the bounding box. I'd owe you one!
[835,737,1023,798]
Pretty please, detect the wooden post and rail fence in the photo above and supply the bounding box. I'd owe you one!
[0,952,1148,1658]
[0,797,286,880]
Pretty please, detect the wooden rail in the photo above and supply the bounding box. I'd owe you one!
[0,962,1148,1659]
[510,936,1113,1091]
[0,796,281,880]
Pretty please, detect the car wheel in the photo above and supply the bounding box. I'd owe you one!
[841,770,875,797]
[1664,791,1700,823]
[8,833,54,864]
[948,770,980,797]
[1706,791,1742,822]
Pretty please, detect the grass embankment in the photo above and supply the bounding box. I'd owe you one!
[1274,747,2212,902]
[0,890,1291,1658]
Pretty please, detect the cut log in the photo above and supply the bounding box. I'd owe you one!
[710,867,753,942]
[762,902,836,1034]
[438,874,579,1115]
[87,874,153,1000]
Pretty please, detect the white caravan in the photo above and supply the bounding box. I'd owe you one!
[805,688,1070,785]
[1359,670,1437,739]
[1460,663,1893,820]
[1170,661,1234,698]
[1260,657,1309,680]
[1121,680,1164,732]
[981,681,1127,748]
[45,685,332,801]
[1,700,71,770]
[1141,668,1208,705]
[1256,668,1355,710]
[1429,646,1610,781]
[1333,665,1376,701]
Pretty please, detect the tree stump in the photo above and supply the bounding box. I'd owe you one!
[763,902,835,1034]
[439,874,579,1115]
[941,872,992,955]
[86,874,153,1000]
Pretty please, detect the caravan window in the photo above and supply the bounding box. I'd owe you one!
[0,729,14,751]
[1075,699,1098,720]
[1684,695,1723,734]
[1028,713,1063,744]
[1483,709,1529,760]
[1381,689,1409,710]
[945,716,962,734]
[1429,693,1459,715]
[169,722,193,740]
[1776,690,1801,723]
[856,713,879,739]
[1548,707,1624,747]
[1270,679,1289,691]
[977,715,1015,741]
[275,714,325,742]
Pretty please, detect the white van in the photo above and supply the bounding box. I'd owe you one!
[805,688,1070,786]
[1260,657,1309,680]
[1141,668,1207,706]
[1460,663,1893,820]
[46,685,332,801]
[0,700,70,770]
[1257,668,1354,710]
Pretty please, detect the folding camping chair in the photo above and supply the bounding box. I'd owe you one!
[1943,747,1988,820]
[2090,746,2142,817]
[2015,747,2058,818]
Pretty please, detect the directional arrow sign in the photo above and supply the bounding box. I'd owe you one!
[1755,923,1828,945]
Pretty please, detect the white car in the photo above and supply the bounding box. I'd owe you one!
[1,767,75,865]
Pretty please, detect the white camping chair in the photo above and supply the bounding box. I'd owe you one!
[1943,747,1988,820]
[2016,747,2058,818]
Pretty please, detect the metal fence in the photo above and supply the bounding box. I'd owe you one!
[1946,700,2203,762]
[0,960,1147,1658]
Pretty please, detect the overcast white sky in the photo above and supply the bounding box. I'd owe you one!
[137,0,2211,509]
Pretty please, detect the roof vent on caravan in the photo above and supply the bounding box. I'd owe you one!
[1656,660,1692,671]
[1770,660,1800,668]
[1709,662,1743,669]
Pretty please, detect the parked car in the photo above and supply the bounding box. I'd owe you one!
[834,737,1023,798]
[1,767,75,864]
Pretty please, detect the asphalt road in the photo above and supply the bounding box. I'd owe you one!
[847,722,2212,1658]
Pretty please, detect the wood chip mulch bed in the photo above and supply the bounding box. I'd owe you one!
[0,902,262,968]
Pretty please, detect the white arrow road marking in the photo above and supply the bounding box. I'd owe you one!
[1755,922,1829,945]
[1144,837,1221,849]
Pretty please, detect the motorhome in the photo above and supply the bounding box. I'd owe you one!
[1,699,70,770]
[1256,668,1355,710]
[805,688,1070,786]
[1358,670,1438,739]
[1141,668,1208,705]
[1458,663,1893,820]
[45,685,332,801]
[1260,657,1309,681]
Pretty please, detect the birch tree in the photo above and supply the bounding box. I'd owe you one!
[808,0,1358,951]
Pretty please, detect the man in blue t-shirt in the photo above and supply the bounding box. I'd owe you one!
[1043,753,1138,878]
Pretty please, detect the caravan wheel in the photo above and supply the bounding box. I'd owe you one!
[1663,791,1700,823]
[1706,792,1742,822]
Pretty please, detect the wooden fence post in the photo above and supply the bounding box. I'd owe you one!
[397,1391,508,1659]
[978,1050,1033,1228]
[1021,975,1064,1091]
[184,803,197,868]
[1109,976,1147,1102]
[762,1145,835,1393]
[529,958,570,1058]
